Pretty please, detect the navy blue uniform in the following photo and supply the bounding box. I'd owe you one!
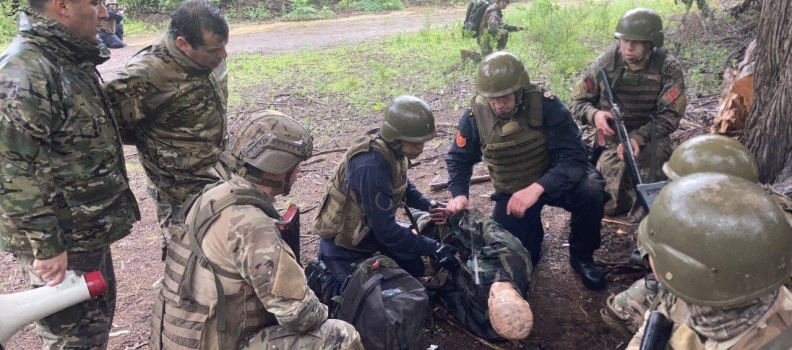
[319,146,439,298]
[446,96,607,265]
[99,10,125,49]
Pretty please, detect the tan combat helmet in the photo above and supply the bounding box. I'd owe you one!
[226,111,313,194]
[662,134,759,182]
[639,173,792,307]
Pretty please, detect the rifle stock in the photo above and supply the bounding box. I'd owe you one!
[277,204,301,266]
[639,311,674,350]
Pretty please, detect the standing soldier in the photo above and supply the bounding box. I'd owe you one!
[627,173,792,349]
[309,95,457,303]
[150,111,363,350]
[104,0,230,258]
[0,0,140,348]
[569,8,686,219]
[445,52,609,290]
[478,0,523,57]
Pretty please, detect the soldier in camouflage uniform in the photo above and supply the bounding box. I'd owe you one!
[103,0,230,258]
[627,173,792,350]
[569,8,686,219]
[445,52,609,290]
[419,209,534,340]
[603,134,792,339]
[0,0,141,348]
[477,0,522,57]
[150,111,363,350]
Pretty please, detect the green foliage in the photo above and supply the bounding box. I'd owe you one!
[352,0,404,12]
[123,18,168,36]
[283,0,334,21]
[0,4,16,49]
[225,2,274,21]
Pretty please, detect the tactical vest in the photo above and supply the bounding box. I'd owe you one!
[472,86,550,194]
[598,44,668,132]
[150,183,281,350]
[99,18,116,33]
[312,132,408,252]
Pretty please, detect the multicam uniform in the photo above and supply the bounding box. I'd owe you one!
[477,3,519,56]
[569,44,686,216]
[150,175,362,350]
[0,9,140,349]
[104,34,229,228]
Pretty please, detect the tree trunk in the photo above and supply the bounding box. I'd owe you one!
[740,0,792,184]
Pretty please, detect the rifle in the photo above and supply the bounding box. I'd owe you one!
[277,204,301,266]
[639,311,674,350]
[599,69,667,211]
[588,127,607,166]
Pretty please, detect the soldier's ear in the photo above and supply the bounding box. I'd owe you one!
[175,36,192,53]
[51,0,70,17]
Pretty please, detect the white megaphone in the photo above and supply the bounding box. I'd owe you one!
[0,270,107,349]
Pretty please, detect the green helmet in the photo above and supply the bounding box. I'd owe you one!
[614,8,664,48]
[639,173,792,308]
[227,110,313,184]
[476,52,531,98]
[663,134,759,182]
[380,95,437,143]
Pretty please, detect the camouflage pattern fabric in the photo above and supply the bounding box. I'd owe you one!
[152,175,359,349]
[627,287,792,349]
[421,209,533,340]
[478,4,509,56]
[241,319,363,350]
[605,273,659,334]
[103,34,229,222]
[17,248,116,350]
[0,9,140,260]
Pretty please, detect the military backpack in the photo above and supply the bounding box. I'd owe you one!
[335,255,429,350]
[463,0,491,37]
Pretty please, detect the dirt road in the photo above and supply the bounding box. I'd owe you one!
[98,8,464,76]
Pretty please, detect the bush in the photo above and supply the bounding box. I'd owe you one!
[0,4,16,48]
[352,0,404,12]
[283,0,334,20]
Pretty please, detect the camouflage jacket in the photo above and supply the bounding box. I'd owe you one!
[627,287,792,350]
[569,44,686,148]
[0,10,140,259]
[103,34,228,205]
[153,175,327,349]
[479,4,514,36]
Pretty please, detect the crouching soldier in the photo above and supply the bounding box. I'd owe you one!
[150,111,362,350]
[419,209,534,341]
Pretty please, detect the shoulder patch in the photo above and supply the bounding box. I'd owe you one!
[543,91,555,100]
[585,78,594,93]
[663,85,682,104]
[456,130,467,148]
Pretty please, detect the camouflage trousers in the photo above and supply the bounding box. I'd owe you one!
[241,319,363,350]
[604,273,659,335]
[597,137,673,217]
[478,30,508,57]
[422,210,533,341]
[16,248,116,350]
[147,184,186,260]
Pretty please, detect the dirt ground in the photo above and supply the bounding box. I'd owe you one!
[2,7,643,350]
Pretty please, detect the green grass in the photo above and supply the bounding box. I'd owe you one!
[123,18,169,36]
[0,4,16,49]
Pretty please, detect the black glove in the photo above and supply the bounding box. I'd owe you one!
[433,243,458,271]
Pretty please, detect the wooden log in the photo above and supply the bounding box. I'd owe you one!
[429,174,491,191]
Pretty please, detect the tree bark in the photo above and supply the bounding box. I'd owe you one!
[739,0,792,184]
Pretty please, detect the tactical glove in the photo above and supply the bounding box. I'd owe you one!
[433,243,458,271]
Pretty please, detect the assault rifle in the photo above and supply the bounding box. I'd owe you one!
[277,204,301,266]
[639,311,674,350]
[599,69,667,211]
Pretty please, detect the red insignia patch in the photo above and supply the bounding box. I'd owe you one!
[456,130,467,148]
[664,86,681,103]
[585,78,594,93]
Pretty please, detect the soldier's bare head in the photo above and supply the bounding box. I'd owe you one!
[30,0,109,44]
[169,0,229,69]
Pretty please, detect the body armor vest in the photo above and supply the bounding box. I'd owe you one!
[150,183,281,350]
[598,44,668,131]
[472,87,550,194]
[312,131,408,252]
[100,18,116,33]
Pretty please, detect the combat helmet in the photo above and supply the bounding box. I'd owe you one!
[106,0,118,5]
[475,52,531,98]
[227,111,313,194]
[639,173,792,308]
[380,95,437,143]
[614,8,664,48]
[663,134,759,182]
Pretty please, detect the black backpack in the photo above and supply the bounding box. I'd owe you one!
[335,255,429,350]
[463,0,491,38]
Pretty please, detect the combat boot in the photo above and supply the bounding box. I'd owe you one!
[488,281,533,340]
[570,254,606,290]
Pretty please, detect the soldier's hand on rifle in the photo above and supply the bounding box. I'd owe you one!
[446,195,469,214]
[33,251,68,286]
[507,183,544,218]
[617,138,640,161]
[433,243,458,271]
[593,110,616,137]
[429,201,450,225]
